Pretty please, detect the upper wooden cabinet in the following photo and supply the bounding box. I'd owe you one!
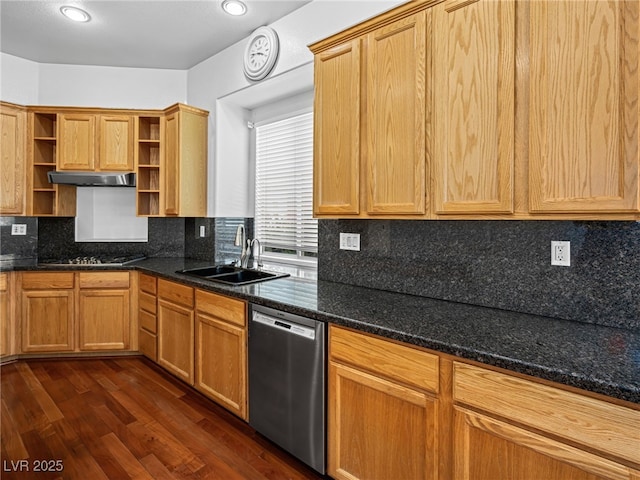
[15,103,207,217]
[528,0,639,214]
[135,104,208,217]
[161,104,208,217]
[311,7,428,217]
[58,113,134,172]
[0,102,26,216]
[366,12,427,215]
[310,0,640,220]
[432,0,515,215]
[313,39,361,215]
[98,115,135,171]
[58,113,96,171]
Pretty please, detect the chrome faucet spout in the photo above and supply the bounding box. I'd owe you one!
[249,238,262,270]
[234,225,247,267]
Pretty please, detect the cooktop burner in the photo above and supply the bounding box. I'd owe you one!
[39,254,146,266]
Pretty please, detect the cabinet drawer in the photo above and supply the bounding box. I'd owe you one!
[195,290,246,327]
[138,328,157,361]
[79,271,129,289]
[21,272,74,290]
[330,326,439,394]
[139,273,157,294]
[453,362,640,466]
[139,291,157,315]
[139,309,156,334]
[158,279,194,308]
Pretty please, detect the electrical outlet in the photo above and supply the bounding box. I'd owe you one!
[551,241,570,266]
[199,225,206,238]
[11,224,27,236]
[339,233,361,251]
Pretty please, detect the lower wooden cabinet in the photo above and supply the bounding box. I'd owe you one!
[157,279,194,384]
[138,272,158,360]
[328,326,440,480]
[0,273,14,357]
[452,362,640,480]
[77,272,130,351]
[329,326,640,480]
[17,271,132,354]
[454,407,639,480]
[329,361,438,480]
[20,272,75,353]
[195,290,247,420]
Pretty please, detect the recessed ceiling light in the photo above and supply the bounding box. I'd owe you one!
[222,0,247,16]
[60,6,91,22]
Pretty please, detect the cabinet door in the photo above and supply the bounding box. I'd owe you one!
[21,290,74,352]
[98,115,134,171]
[433,0,515,215]
[163,111,180,215]
[157,299,194,384]
[529,0,639,213]
[365,12,427,215]
[313,39,361,215]
[58,113,96,170]
[78,289,130,351]
[0,273,11,357]
[454,407,640,480]
[328,361,437,480]
[195,312,247,419]
[0,103,26,215]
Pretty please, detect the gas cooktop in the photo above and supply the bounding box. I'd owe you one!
[39,254,146,267]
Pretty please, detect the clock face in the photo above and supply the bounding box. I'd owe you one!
[243,27,279,81]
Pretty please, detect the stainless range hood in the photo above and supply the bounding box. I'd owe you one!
[48,171,136,187]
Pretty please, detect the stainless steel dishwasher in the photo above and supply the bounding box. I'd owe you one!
[248,304,326,474]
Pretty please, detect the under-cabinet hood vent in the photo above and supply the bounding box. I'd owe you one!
[47,171,136,187]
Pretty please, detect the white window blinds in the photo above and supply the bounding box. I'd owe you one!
[255,111,317,264]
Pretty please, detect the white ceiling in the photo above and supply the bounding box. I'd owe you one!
[0,0,312,70]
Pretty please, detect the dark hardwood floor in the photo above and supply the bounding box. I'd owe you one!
[1,357,326,479]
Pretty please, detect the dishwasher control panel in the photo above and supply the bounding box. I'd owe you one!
[252,311,316,339]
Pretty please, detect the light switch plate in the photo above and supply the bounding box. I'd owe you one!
[11,224,27,235]
[340,233,360,251]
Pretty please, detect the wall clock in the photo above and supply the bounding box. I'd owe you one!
[243,26,279,81]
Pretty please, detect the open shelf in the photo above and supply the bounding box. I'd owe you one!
[136,116,162,216]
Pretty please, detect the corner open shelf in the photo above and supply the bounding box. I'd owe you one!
[136,116,162,216]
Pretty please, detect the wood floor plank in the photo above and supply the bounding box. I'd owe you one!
[0,399,29,459]
[1,358,326,480]
[139,453,179,480]
[101,431,156,480]
[15,362,64,422]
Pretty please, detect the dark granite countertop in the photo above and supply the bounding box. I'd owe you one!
[4,257,639,404]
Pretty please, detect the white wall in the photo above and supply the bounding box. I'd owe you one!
[37,63,186,108]
[188,0,403,217]
[0,53,39,104]
[0,52,186,108]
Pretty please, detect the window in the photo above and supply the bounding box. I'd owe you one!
[255,111,317,268]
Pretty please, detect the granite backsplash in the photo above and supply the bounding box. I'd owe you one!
[318,220,640,331]
[0,217,38,261]
[3,214,637,331]
[0,216,253,264]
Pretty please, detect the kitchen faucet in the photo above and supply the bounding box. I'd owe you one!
[234,225,248,267]
[249,238,262,270]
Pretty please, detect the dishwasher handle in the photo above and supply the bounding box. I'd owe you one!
[252,311,316,340]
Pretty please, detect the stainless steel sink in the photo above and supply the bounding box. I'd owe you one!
[177,265,289,285]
